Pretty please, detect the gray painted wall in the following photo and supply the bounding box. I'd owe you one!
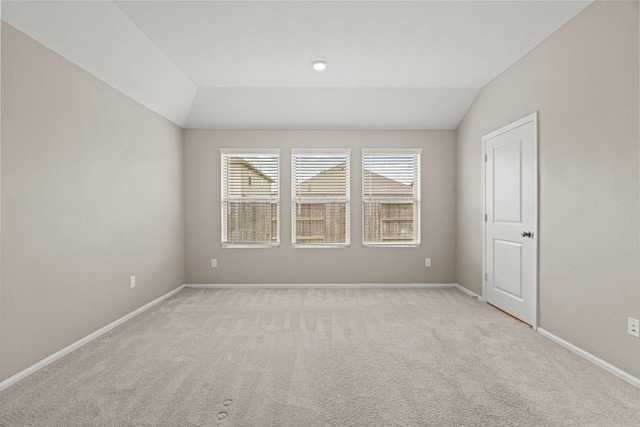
[185,130,456,284]
[0,24,185,382]
[456,1,639,377]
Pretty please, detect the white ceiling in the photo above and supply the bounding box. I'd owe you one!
[2,0,592,129]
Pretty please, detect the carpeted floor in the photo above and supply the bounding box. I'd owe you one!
[1,287,639,426]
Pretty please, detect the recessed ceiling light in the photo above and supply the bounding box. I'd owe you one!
[311,60,327,72]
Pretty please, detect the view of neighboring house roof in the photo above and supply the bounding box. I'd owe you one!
[297,163,412,197]
[229,157,275,183]
[363,171,414,197]
[297,163,347,197]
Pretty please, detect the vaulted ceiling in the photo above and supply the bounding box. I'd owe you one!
[2,1,592,129]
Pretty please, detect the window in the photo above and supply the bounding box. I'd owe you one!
[292,149,351,247]
[221,149,280,247]
[362,149,421,246]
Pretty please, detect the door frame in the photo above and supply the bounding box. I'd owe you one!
[482,112,539,330]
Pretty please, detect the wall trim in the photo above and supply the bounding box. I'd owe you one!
[0,285,185,393]
[184,283,458,289]
[453,283,485,301]
[537,328,640,390]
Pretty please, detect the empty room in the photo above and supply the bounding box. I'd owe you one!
[1,0,639,425]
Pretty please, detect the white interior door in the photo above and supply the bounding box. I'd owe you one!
[483,113,537,327]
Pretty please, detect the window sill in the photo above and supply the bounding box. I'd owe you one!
[362,242,420,248]
[292,244,350,249]
[222,243,280,249]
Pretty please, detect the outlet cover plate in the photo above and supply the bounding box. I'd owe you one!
[628,317,640,338]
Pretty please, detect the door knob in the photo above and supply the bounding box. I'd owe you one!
[521,231,533,238]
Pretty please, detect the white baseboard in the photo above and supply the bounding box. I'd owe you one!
[537,328,640,390]
[453,283,485,302]
[184,283,458,289]
[0,285,185,393]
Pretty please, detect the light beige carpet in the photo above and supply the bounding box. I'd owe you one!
[1,287,639,426]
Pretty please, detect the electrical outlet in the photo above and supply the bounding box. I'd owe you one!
[129,276,136,289]
[425,258,431,268]
[211,259,217,268]
[628,317,639,338]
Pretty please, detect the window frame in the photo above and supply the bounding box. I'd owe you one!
[362,148,422,247]
[291,148,351,248]
[220,148,280,248]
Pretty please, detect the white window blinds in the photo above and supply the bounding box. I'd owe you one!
[221,149,280,247]
[292,149,351,247]
[362,149,421,246]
